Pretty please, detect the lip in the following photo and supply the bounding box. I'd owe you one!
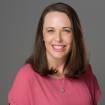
[52,44,66,52]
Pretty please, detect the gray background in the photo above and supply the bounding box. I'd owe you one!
[0,0,104,105]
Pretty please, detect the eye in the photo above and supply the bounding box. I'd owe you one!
[47,29,54,33]
[63,29,72,33]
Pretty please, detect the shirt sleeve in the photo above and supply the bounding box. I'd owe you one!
[8,65,32,105]
[84,64,101,104]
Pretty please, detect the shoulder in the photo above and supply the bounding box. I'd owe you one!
[84,64,100,86]
[83,64,101,104]
[84,64,94,76]
[82,64,97,81]
[8,64,37,104]
[10,64,37,88]
[18,63,35,75]
[16,64,35,81]
[8,64,34,90]
[83,64,100,88]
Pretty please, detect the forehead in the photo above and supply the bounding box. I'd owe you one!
[43,11,72,28]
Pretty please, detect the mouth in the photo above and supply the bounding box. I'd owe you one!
[52,44,66,52]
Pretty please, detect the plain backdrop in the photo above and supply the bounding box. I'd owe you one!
[0,0,104,105]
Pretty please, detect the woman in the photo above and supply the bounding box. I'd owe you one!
[8,2,101,105]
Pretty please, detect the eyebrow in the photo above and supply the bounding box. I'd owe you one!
[45,27,72,29]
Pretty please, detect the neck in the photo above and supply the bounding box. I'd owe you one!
[47,56,67,75]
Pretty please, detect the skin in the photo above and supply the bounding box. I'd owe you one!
[43,11,73,76]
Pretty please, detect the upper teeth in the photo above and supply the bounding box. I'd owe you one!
[53,45,65,49]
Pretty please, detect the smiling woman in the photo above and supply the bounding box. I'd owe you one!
[43,11,73,74]
[8,2,101,105]
[26,2,88,78]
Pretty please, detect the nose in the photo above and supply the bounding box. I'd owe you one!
[55,31,62,42]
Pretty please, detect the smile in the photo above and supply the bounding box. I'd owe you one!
[52,45,66,52]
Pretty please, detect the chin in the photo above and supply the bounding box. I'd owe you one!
[52,54,67,60]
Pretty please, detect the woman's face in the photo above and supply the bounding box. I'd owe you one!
[43,11,73,62]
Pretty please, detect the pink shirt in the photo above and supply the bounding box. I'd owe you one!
[8,64,101,105]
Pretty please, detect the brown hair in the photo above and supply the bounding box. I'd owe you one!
[26,2,89,78]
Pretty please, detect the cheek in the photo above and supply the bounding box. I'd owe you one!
[64,36,73,51]
[43,35,53,43]
[64,36,72,44]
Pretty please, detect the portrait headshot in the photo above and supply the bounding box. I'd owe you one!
[0,0,104,105]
